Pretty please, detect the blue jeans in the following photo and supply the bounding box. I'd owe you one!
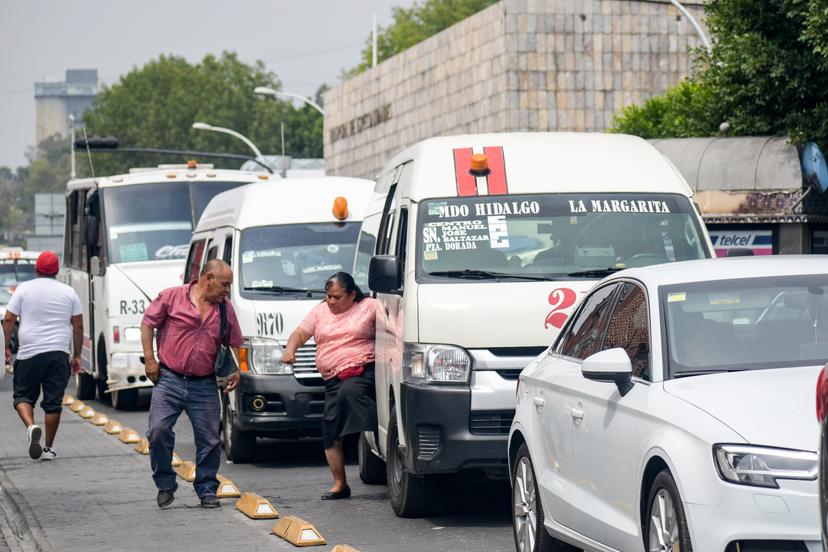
[147,368,221,499]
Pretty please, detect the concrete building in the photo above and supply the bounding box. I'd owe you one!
[323,0,706,178]
[34,69,98,144]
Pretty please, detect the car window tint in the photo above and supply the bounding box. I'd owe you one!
[603,283,650,380]
[559,283,619,360]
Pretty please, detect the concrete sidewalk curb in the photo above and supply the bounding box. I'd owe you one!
[0,465,54,552]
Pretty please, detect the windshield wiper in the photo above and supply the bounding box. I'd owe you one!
[243,286,325,295]
[427,269,553,281]
[673,368,746,378]
[566,267,624,278]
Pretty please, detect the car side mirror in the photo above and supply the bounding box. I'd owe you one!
[368,255,401,294]
[582,348,634,396]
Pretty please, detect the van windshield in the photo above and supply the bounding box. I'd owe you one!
[417,193,708,281]
[0,259,36,287]
[239,223,360,297]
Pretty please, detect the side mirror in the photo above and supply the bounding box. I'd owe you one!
[90,256,105,277]
[84,214,99,248]
[582,348,634,396]
[368,255,401,293]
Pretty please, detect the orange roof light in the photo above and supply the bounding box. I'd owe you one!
[258,174,269,180]
[187,159,197,169]
[332,196,349,220]
[469,153,491,177]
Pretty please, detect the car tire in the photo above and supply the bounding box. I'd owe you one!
[512,443,575,552]
[358,432,387,485]
[645,470,693,552]
[386,406,434,517]
[75,369,96,400]
[96,341,111,405]
[111,388,138,410]
[222,399,256,463]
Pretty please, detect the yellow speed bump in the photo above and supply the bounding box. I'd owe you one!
[134,438,150,455]
[62,394,75,406]
[118,428,141,444]
[235,492,279,519]
[175,460,196,482]
[171,452,183,467]
[89,413,109,426]
[272,516,325,547]
[69,400,85,413]
[216,475,241,498]
[331,546,361,552]
[79,405,95,419]
[103,420,123,434]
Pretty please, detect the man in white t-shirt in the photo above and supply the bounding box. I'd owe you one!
[2,251,83,461]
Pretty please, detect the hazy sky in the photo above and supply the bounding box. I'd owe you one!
[0,0,413,168]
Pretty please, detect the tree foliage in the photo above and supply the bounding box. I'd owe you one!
[345,0,499,77]
[612,0,828,148]
[83,52,322,175]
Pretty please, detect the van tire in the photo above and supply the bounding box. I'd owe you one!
[111,388,138,410]
[387,406,434,517]
[358,432,387,485]
[222,399,256,463]
[75,370,96,400]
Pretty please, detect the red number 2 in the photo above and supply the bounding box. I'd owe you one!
[545,288,577,329]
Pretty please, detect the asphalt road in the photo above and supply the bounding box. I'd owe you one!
[73,384,517,552]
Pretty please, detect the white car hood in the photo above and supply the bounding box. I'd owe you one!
[417,280,595,348]
[111,260,184,301]
[664,366,822,451]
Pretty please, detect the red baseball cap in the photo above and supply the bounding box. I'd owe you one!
[35,251,60,276]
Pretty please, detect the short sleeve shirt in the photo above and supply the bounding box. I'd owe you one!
[6,278,82,360]
[299,298,378,380]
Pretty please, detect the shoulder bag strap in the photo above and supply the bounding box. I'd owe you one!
[218,301,229,346]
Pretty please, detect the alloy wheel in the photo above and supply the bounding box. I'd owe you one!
[513,456,537,552]
[648,489,679,552]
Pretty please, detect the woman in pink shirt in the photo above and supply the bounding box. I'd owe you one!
[283,272,378,500]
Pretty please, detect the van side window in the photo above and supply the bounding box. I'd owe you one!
[67,191,85,270]
[395,207,408,273]
[206,244,218,262]
[353,216,379,291]
[376,184,397,255]
[185,239,206,283]
[222,236,233,265]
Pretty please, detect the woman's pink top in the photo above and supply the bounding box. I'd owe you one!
[299,297,378,380]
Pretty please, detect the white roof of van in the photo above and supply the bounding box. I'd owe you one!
[66,168,272,193]
[195,177,374,232]
[382,132,693,201]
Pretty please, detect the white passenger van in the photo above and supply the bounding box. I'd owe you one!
[189,177,373,462]
[355,132,715,517]
[62,163,270,409]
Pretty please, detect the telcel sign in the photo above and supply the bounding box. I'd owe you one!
[710,230,773,256]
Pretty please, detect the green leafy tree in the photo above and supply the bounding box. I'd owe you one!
[612,0,828,148]
[345,0,499,77]
[83,52,322,175]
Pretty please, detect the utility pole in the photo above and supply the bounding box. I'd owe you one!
[68,114,76,179]
[372,7,378,68]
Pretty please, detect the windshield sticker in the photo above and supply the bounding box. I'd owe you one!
[119,243,149,262]
[250,280,274,288]
[242,249,282,264]
[155,244,189,259]
[423,219,490,252]
[109,222,192,235]
[302,264,343,274]
[326,244,340,254]
[568,199,671,214]
[428,202,447,216]
[488,215,510,248]
[424,250,438,261]
[709,293,740,305]
[667,292,687,303]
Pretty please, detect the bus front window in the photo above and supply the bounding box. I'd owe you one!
[103,183,193,263]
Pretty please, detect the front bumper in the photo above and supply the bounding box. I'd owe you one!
[109,351,153,391]
[399,381,512,475]
[234,372,325,437]
[686,479,820,551]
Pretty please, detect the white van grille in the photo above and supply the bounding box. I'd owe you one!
[292,344,322,384]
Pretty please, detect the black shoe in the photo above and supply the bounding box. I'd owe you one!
[200,495,220,508]
[157,483,178,508]
[320,485,351,500]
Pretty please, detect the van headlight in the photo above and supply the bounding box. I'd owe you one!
[713,444,817,488]
[403,343,471,384]
[246,337,293,375]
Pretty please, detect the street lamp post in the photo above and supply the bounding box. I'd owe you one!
[191,122,264,160]
[670,0,712,54]
[254,87,325,116]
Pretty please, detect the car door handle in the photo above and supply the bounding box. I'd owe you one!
[570,407,584,420]
[533,397,545,409]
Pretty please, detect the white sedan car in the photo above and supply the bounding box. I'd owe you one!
[509,255,827,552]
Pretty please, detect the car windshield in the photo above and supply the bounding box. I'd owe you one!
[0,287,11,304]
[662,274,828,377]
[103,181,248,263]
[417,193,709,281]
[239,223,360,296]
[0,259,36,286]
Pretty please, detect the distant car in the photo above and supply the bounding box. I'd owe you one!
[817,362,828,550]
[0,287,10,318]
[0,249,38,292]
[509,255,826,552]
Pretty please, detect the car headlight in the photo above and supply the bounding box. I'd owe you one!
[246,337,293,375]
[403,343,471,383]
[713,444,817,488]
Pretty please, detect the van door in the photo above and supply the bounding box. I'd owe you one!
[66,190,93,369]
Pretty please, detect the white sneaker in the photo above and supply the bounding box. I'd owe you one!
[27,425,42,460]
[40,448,57,461]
